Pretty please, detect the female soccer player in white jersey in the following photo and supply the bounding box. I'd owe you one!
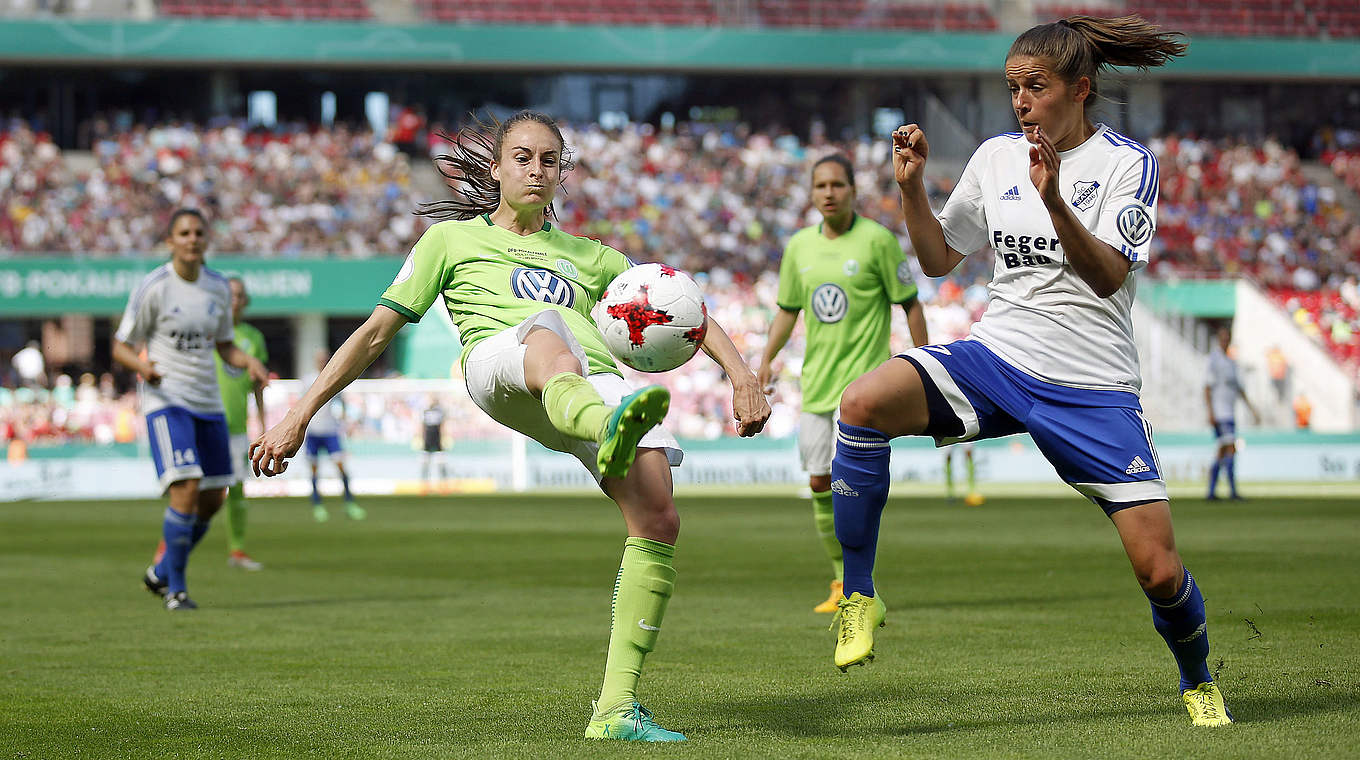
[827,17,1233,727]
[249,111,770,742]
[115,209,270,610]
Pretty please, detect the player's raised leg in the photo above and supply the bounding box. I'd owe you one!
[829,358,930,670]
[524,325,667,480]
[586,449,685,742]
[1110,502,1230,726]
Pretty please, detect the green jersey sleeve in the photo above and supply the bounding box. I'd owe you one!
[877,228,919,305]
[379,224,452,322]
[775,238,803,311]
[595,243,634,298]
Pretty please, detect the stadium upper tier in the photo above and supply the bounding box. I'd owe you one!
[147,0,1352,37]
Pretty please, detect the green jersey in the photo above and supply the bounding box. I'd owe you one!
[776,215,919,414]
[214,321,268,434]
[379,215,633,376]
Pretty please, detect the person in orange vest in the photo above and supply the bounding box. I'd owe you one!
[1293,393,1312,429]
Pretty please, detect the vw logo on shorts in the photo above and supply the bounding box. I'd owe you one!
[1116,204,1153,247]
[811,283,848,323]
[511,267,575,307]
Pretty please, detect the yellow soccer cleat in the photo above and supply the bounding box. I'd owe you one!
[1182,682,1234,727]
[832,591,887,671]
[963,491,985,507]
[814,580,845,613]
[585,701,686,742]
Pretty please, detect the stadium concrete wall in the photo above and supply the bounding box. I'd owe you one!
[5,433,1360,501]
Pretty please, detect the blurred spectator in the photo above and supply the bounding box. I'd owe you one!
[1266,345,1290,403]
[1293,393,1312,429]
[12,341,46,387]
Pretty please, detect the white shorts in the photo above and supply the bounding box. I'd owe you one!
[798,410,836,477]
[229,433,249,485]
[463,310,683,484]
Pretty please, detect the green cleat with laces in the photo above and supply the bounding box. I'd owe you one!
[596,386,669,480]
[585,701,686,742]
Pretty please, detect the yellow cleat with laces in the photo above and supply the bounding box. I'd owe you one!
[1182,682,1234,726]
[832,591,887,671]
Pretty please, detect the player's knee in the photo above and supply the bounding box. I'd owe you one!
[1136,559,1183,598]
[838,377,885,428]
[809,474,831,492]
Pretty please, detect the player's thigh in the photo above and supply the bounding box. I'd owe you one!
[1026,402,1169,514]
[193,414,234,491]
[838,356,931,437]
[798,411,835,478]
[146,407,207,494]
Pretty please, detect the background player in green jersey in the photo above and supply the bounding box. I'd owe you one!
[757,154,928,613]
[214,277,269,570]
[250,111,770,743]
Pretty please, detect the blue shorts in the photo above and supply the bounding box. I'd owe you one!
[305,433,344,460]
[1213,420,1236,446]
[145,406,233,492]
[899,339,1167,514]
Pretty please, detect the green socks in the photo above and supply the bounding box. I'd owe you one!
[945,456,956,498]
[966,455,977,493]
[812,490,843,582]
[597,537,676,713]
[542,372,611,443]
[224,483,247,553]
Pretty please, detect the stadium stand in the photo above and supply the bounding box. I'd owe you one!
[1039,0,1356,37]
[159,0,373,21]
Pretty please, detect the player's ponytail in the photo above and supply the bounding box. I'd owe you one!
[1009,15,1186,109]
[416,110,575,221]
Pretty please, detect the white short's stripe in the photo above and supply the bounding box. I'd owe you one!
[155,416,175,474]
[902,347,979,445]
[1070,479,1168,503]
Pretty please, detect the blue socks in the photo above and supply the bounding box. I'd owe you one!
[1223,454,1238,497]
[155,507,196,594]
[831,421,892,598]
[1148,566,1212,692]
[311,472,322,505]
[1207,459,1221,498]
[340,471,353,501]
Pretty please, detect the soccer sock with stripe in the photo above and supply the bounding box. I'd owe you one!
[1148,566,1213,692]
[596,537,675,714]
[1224,454,1238,497]
[224,484,247,553]
[542,371,611,443]
[831,421,892,598]
[157,507,195,594]
[811,490,843,582]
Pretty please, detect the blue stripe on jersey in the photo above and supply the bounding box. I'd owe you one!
[999,132,1024,140]
[1105,131,1159,206]
[1121,244,1138,262]
[128,266,172,314]
[202,267,228,284]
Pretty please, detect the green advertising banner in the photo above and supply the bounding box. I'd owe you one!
[0,257,406,316]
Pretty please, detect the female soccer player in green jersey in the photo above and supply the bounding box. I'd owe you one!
[250,111,770,742]
[757,154,928,614]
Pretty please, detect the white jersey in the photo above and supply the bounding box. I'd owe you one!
[938,124,1158,392]
[1206,347,1241,421]
[114,263,234,416]
[302,372,342,436]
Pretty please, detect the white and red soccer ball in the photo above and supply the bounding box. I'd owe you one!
[597,263,707,372]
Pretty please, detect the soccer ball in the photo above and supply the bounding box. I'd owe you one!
[597,263,708,372]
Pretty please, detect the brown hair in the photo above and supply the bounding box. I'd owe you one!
[812,153,855,188]
[1008,15,1187,108]
[416,110,575,221]
[166,207,206,239]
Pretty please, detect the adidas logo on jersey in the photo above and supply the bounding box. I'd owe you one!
[1125,456,1151,475]
[830,479,860,498]
[999,185,1022,201]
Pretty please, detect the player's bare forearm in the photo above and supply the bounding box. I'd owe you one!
[218,343,270,387]
[291,305,406,423]
[904,300,929,347]
[254,387,267,433]
[760,308,798,370]
[899,184,965,277]
[701,315,770,435]
[111,340,152,376]
[1044,200,1130,298]
[701,315,756,385]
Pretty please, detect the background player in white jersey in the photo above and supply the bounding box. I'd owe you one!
[302,349,365,522]
[1204,324,1259,500]
[826,16,1233,727]
[114,209,269,610]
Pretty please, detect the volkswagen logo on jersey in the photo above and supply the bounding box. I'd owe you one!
[1071,180,1100,211]
[1116,204,1153,247]
[811,283,848,323]
[511,267,575,307]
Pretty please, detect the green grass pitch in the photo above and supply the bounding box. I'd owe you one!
[2,492,1357,758]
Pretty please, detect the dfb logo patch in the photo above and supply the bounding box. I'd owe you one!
[1116,204,1153,247]
[511,268,575,307]
[811,283,848,323]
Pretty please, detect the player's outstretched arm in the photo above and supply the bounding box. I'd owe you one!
[903,299,930,348]
[217,342,270,388]
[756,307,798,395]
[250,305,406,476]
[699,315,771,437]
[893,124,966,277]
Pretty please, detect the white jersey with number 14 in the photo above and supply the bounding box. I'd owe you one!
[937,124,1158,393]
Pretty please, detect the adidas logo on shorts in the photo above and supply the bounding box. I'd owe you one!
[830,479,860,498]
[1125,456,1151,475]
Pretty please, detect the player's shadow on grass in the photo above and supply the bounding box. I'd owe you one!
[215,594,453,609]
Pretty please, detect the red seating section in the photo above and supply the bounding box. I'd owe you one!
[1269,288,1360,379]
[159,0,372,21]
[1039,1,1357,38]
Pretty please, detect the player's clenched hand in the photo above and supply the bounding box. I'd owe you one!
[1028,125,1062,206]
[247,358,270,389]
[892,124,929,187]
[249,414,305,477]
[142,361,163,386]
[731,379,771,437]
